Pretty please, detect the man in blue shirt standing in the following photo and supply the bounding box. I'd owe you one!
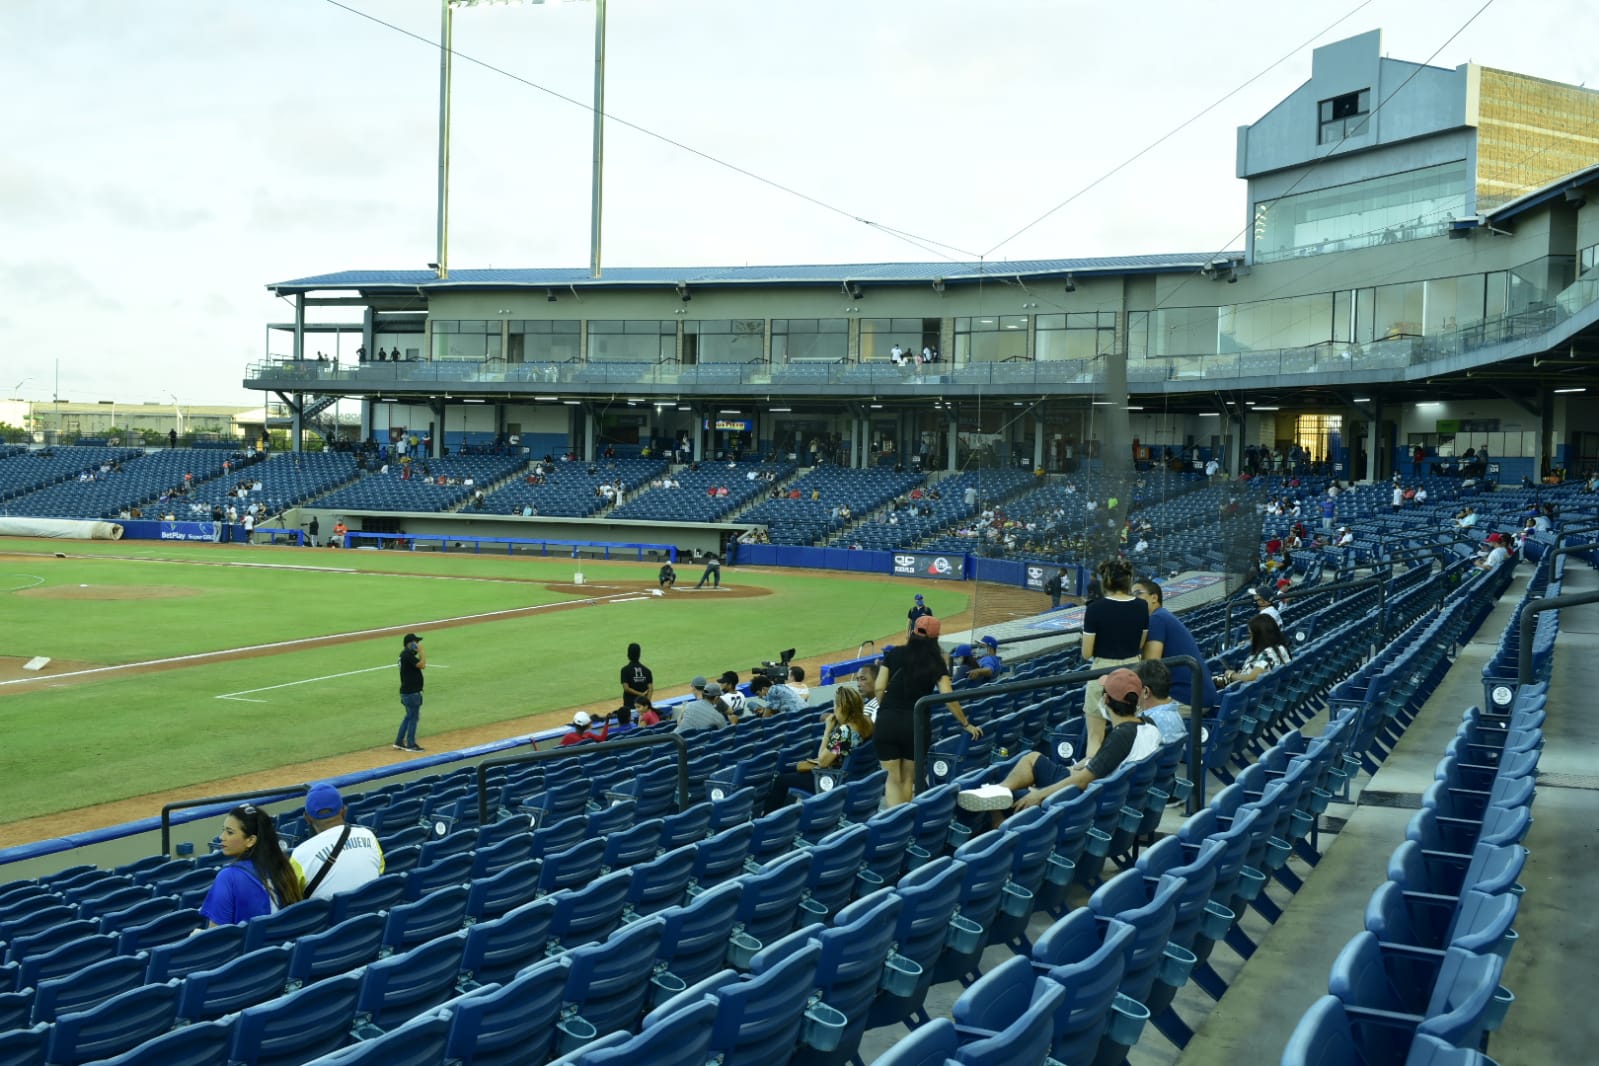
[1133,579,1217,714]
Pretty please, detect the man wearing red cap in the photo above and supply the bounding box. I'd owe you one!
[958,667,1160,814]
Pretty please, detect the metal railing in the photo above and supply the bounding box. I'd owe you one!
[160,785,309,856]
[474,732,689,826]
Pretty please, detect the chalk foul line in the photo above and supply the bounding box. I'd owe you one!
[0,590,644,690]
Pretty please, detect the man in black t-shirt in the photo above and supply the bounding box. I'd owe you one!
[957,668,1159,815]
[619,643,654,711]
[394,633,426,752]
[906,593,933,637]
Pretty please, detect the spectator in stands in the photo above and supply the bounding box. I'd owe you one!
[950,638,1000,684]
[634,696,662,727]
[1335,525,1355,546]
[855,663,881,721]
[1475,533,1512,572]
[718,671,748,718]
[956,668,1158,817]
[762,671,807,716]
[784,665,810,701]
[559,710,608,746]
[675,684,731,733]
[763,686,875,813]
[1080,558,1148,760]
[1132,658,1187,745]
[1222,614,1292,686]
[877,615,982,806]
[1133,578,1216,713]
[743,675,774,716]
[394,633,426,752]
[607,705,639,737]
[1252,585,1283,626]
[289,784,384,900]
[199,803,303,927]
[658,561,676,589]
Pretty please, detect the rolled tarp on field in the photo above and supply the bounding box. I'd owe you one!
[0,517,124,540]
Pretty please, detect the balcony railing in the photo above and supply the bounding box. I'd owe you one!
[245,274,1599,394]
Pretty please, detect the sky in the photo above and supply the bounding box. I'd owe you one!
[3,0,1594,408]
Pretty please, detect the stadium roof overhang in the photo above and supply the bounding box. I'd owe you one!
[264,253,1244,300]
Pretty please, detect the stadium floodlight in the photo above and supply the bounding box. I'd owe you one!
[438,0,607,280]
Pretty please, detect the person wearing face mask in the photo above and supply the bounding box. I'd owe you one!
[957,668,1159,815]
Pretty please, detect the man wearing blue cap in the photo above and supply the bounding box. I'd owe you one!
[951,636,1003,684]
[906,593,933,638]
[289,783,385,900]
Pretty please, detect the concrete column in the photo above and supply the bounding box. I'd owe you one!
[584,406,597,461]
[1365,407,1380,483]
[433,402,446,459]
[293,295,305,361]
[291,397,304,454]
[1537,389,1552,477]
[947,409,958,472]
[1033,411,1045,472]
[360,398,373,444]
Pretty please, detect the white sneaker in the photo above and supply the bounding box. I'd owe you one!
[957,784,1015,811]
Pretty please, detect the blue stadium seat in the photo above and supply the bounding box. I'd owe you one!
[792,787,848,843]
[621,845,696,919]
[1366,882,1517,959]
[800,823,870,918]
[90,1019,234,1066]
[309,1012,451,1066]
[707,787,759,832]
[870,855,965,1029]
[44,981,182,1066]
[242,896,333,951]
[175,944,293,1022]
[541,999,717,1066]
[1028,908,1138,1066]
[601,817,663,871]
[754,888,905,1066]
[16,932,117,989]
[947,955,1068,1066]
[143,922,245,982]
[560,916,676,1045]
[658,803,713,852]
[108,905,198,949]
[745,806,803,866]
[227,970,362,1066]
[688,823,755,891]
[549,870,633,951]
[469,833,535,880]
[1326,932,1508,1062]
[30,954,146,1024]
[440,955,569,1066]
[934,831,1019,983]
[381,885,469,954]
[458,896,557,989]
[859,803,916,887]
[353,932,468,1034]
[464,857,543,923]
[1087,869,1186,1008]
[735,851,823,946]
[0,1024,49,1066]
[324,882,406,926]
[406,851,475,902]
[861,1017,959,1066]
[538,838,609,896]
[642,939,827,1066]
[286,913,388,989]
[655,880,750,985]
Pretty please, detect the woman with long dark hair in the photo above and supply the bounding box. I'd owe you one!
[1080,557,1148,758]
[198,803,303,927]
[876,615,982,806]
[1223,613,1292,686]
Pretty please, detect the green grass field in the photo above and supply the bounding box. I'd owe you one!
[0,542,965,825]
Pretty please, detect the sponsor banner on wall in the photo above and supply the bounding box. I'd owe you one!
[120,520,221,542]
[1024,565,1046,591]
[890,552,966,581]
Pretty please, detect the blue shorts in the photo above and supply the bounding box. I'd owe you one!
[1030,753,1065,790]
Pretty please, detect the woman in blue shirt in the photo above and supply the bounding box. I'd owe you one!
[199,804,303,927]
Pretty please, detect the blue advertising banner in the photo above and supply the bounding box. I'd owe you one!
[889,551,966,581]
[119,520,222,542]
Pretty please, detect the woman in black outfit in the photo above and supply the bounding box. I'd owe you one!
[1079,557,1148,759]
[875,615,982,806]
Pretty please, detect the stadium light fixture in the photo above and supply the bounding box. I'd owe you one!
[1198,412,1221,417]
[770,407,792,413]
[1253,405,1280,411]
[1554,387,1586,393]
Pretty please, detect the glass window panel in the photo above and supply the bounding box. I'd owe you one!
[1355,288,1375,344]
[1333,290,1353,343]
[1255,161,1468,262]
[587,322,675,361]
[1036,314,1065,330]
[1374,282,1424,337]
[1127,311,1149,358]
